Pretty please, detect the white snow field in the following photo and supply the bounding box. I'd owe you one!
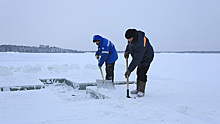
[0,52,220,124]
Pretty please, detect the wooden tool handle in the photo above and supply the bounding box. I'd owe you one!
[126,57,129,89]
[126,57,131,98]
[99,66,105,82]
[97,58,105,83]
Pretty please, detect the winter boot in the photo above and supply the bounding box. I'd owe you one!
[130,80,140,94]
[137,80,146,97]
[137,92,145,97]
[130,90,138,94]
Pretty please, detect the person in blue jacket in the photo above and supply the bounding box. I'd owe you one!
[124,29,154,97]
[93,35,118,82]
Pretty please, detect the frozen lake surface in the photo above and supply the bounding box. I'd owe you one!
[0,52,220,124]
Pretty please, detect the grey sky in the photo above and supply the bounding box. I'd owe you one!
[0,0,220,51]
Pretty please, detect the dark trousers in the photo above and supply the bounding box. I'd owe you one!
[137,65,150,82]
[105,62,115,82]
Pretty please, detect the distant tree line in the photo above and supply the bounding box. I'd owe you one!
[1,45,219,54]
[0,45,84,53]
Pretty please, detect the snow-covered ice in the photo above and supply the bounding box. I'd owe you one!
[0,52,220,124]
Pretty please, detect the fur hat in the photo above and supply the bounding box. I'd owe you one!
[125,29,138,39]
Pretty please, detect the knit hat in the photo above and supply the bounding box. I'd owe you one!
[125,29,138,39]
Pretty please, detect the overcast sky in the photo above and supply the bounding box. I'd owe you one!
[0,0,220,51]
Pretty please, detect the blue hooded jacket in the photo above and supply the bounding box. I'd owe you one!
[93,35,118,66]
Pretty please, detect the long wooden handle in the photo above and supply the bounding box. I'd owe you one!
[97,57,105,83]
[99,66,105,81]
[126,57,129,89]
[126,57,131,98]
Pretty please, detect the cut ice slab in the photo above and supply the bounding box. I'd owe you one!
[96,79,115,89]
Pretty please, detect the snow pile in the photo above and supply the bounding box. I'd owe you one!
[0,52,137,86]
[0,66,13,76]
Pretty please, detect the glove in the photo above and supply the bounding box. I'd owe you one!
[124,70,131,78]
[124,51,129,59]
[98,63,102,67]
[95,54,100,60]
